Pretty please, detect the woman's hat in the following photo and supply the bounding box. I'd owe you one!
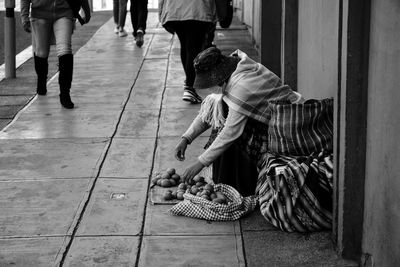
[193,47,239,89]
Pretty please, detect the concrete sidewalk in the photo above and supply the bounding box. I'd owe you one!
[0,12,350,267]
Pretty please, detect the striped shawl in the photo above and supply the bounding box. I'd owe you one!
[222,50,300,124]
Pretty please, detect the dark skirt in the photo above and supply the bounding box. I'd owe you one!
[205,117,268,197]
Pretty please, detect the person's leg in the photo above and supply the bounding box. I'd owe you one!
[184,21,211,87]
[130,0,147,46]
[30,18,52,95]
[118,0,128,37]
[53,17,75,109]
[173,24,189,87]
[180,21,213,103]
[113,0,120,33]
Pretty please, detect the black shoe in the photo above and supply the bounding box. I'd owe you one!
[59,93,74,109]
[136,30,144,47]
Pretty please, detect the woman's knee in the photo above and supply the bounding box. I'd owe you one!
[34,48,50,58]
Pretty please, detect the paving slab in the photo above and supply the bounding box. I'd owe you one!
[240,209,278,232]
[243,231,341,267]
[0,237,65,266]
[144,204,240,236]
[77,178,148,236]
[100,137,155,178]
[0,119,11,129]
[0,95,33,106]
[0,179,91,237]
[124,85,163,109]
[63,236,139,267]
[0,138,108,180]
[159,108,209,138]
[138,235,245,267]
[0,109,121,139]
[153,136,210,175]
[116,109,159,138]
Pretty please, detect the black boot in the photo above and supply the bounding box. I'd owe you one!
[34,54,48,95]
[58,54,74,109]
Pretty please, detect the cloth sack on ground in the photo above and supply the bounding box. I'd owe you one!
[256,151,333,232]
[169,183,257,221]
[267,98,334,156]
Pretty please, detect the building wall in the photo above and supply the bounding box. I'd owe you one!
[363,0,400,265]
[297,1,339,100]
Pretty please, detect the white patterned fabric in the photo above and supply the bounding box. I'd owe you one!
[169,183,257,221]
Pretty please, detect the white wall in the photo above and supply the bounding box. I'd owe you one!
[363,0,400,265]
[297,1,339,100]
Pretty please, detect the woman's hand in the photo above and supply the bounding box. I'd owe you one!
[174,137,188,161]
[23,21,31,33]
[182,160,205,182]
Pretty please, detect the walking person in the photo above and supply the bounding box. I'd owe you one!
[158,0,217,104]
[20,0,91,109]
[113,0,128,37]
[130,0,148,47]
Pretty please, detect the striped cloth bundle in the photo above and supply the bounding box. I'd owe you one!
[267,98,334,156]
[256,152,333,232]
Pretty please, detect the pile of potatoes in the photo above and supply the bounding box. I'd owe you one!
[162,175,229,204]
[152,168,181,187]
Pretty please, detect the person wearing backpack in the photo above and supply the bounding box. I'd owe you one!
[20,0,91,109]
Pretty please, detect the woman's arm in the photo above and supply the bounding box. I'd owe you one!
[198,109,247,166]
[20,0,31,32]
[182,114,211,144]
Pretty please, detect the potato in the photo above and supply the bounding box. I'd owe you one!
[176,191,184,200]
[160,179,171,187]
[166,168,176,176]
[171,173,180,181]
[151,177,159,184]
[195,182,204,187]
[178,183,187,190]
[201,194,210,201]
[210,192,217,200]
[212,198,225,204]
[161,173,170,180]
[157,179,162,186]
[172,190,177,198]
[163,191,173,200]
[202,189,211,196]
[190,186,199,195]
[169,179,177,186]
[204,184,214,192]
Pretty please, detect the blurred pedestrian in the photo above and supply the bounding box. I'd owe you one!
[130,0,148,47]
[159,0,217,104]
[113,0,128,37]
[20,0,91,109]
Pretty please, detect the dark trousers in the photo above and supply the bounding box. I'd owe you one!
[130,0,148,36]
[167,20,214,87]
